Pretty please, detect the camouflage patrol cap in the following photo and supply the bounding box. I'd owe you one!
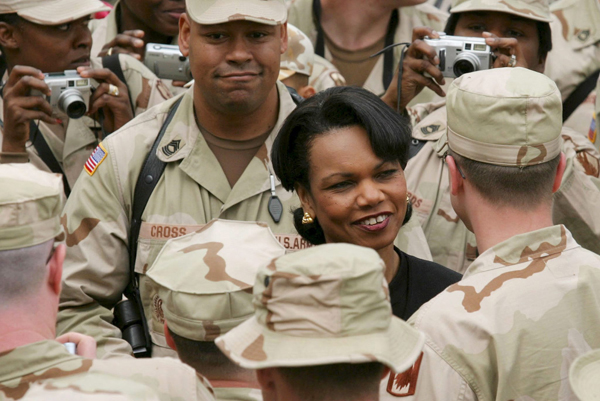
[0,164,63,251]
[186,0,287,26]
[569,349,600,401]
[447,68,562,167]
[279,24,314,81]
[215,244,425,373]
[0,0,109,25]
[146,219,286,341]
[450,0,552,22]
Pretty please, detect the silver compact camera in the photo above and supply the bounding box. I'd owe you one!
[423,34,494,78]
[144,43,192,82]
[31,70,91,119]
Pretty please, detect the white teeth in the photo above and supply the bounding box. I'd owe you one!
[359,215,387,226]
[368,218,377,225]
[376,215,385,223]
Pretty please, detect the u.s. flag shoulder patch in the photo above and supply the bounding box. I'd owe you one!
[84,143,108,176]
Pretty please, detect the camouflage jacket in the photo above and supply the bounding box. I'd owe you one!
[57,81,433,358]
[402,225,600,400]
[213,387,262,401]
[89,1,184,95]
[286,0,448,102]
[405,100,600,273]
[0,55,172,191]
[546,0,600,139]
[0,340,215,401]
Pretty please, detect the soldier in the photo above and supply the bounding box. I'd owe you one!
[398,0,600,272]
[0,0,172,196]
[402,68,600,400]
[279,24,317,99]
[147,219,286,400]
[569,349,600,401]
[216,243,426,401]
[0,163,215,401]
[287,0,448,103]
[545,0,600,139]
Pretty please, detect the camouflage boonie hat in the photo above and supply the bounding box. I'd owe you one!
[569,349,600,401]
[186,0,287,26]
[279,24,314,81]
[215,244,425,373]
[0,0,109,25]
[0,164,63,251]
[447,68,562,167]
[146,219,286,341]
[450,0,552,22]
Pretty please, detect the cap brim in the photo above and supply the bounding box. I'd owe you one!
[216,316,425,374]
[18,0,110,25]
[187,0,287,26]
[450,1,552,22]
[278,69,296,81]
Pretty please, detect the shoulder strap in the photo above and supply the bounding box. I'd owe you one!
[127,97,183,280]
[286,86,304,105]
[563,69,600,122]
[29,122,71,197]
[102,54,136,116]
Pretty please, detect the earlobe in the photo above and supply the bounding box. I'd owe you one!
[445,155,463,196]
[280,23,288,54]
[552,152,567,193]
[48,244,65,296]
[178,14,191,57]
[295,184,316,218]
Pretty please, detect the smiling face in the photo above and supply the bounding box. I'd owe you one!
[3,16,92,72]
[454,11,545,72]
[122,0,185,37]
[180,17,287,115]
[297,125,407,252]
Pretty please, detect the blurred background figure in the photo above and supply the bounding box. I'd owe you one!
[279,24,317,99]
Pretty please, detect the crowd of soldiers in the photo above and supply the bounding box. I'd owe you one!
[0,0,599,400]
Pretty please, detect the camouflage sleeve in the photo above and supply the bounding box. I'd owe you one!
[406,100,447,130]
[119,54,173,115]
[57,140,134,358]
[395,211,433,261]
[553,129,600,254]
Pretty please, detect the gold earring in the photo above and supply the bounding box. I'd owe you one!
[406,194,411,204]
[301,212,314,224]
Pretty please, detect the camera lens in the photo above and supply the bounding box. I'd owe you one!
[453,52,482,78]
[58,89,87,119]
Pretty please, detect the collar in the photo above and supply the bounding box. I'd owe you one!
[0,340,80,383]
[463,225,578,278]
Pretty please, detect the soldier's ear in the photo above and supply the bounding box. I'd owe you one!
[298,85,316,99]
[47,243,65,296]
[445,155,464,196]
[552,152,567,194]
[178,13,191,57]
[164,321,177,351]
[280,23,288,54]
[0,22,20,51]
[256,368,277,395]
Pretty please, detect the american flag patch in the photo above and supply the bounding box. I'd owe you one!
[84,143,108,176]
[589,112,597,144]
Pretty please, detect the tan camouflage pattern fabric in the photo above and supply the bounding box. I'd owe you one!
[405,100,600,272]
[146,219,286,341]
[19,372,162,401]
[0,340,215,401]
[186,0,287,26]
[0,164,63,251]
[451,0,553,21]
[447,68,562,167]
[279,24,313,80]
[56,80,433,359]
[569,349,600,401]
[0,0,109,25]
[287,0,448,100]
[0,55,172,193]
[545,0,600,142]
[309,55,346,92]
[213,387,262,401]
[404,225,600,400]
[216,243,425,373]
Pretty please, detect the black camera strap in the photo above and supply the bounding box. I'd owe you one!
[29,122,71,197]
[562,69,600,122]
[312,0,399,90]
[102,54,136,117]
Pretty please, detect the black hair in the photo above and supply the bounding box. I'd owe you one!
[271,86,412,245]
[0,13,21,75]
[443,13,553,60]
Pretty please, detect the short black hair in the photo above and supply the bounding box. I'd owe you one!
[443,13,552,60]
[276,362,385,401]
[271,86,412,245]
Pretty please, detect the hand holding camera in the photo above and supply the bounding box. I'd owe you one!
[98,29,146,61]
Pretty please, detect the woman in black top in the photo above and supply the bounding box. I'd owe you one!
[272,86,461,320]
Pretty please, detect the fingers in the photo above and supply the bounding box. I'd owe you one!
[406,40,445,86]
[77,67,125,88]
[56,332,97,359]
[98,30,145,60]
[5,66,50,97]
[412,26,441,42]
[171,80,187,87]
[482,32,527,68]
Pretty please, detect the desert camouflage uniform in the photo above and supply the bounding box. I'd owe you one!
[404,100,600,272]
[56,82,434,358]
[545,0,600,140]
[0,54,172,190]
[401,225,600,400]
[590,75,600,149]
[213,388,262,401]
[286,0,448,101]
[569,348,600,401]
[0,340,215,401]
[310,55,346,92]
[18,372,162,401]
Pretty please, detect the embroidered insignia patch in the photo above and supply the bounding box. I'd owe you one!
[162,139,181,157]
[386,352,424,397]
[577,29,590,42]
[84,143,108,176]
[421,124,441,135]
[589,113,597,144]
